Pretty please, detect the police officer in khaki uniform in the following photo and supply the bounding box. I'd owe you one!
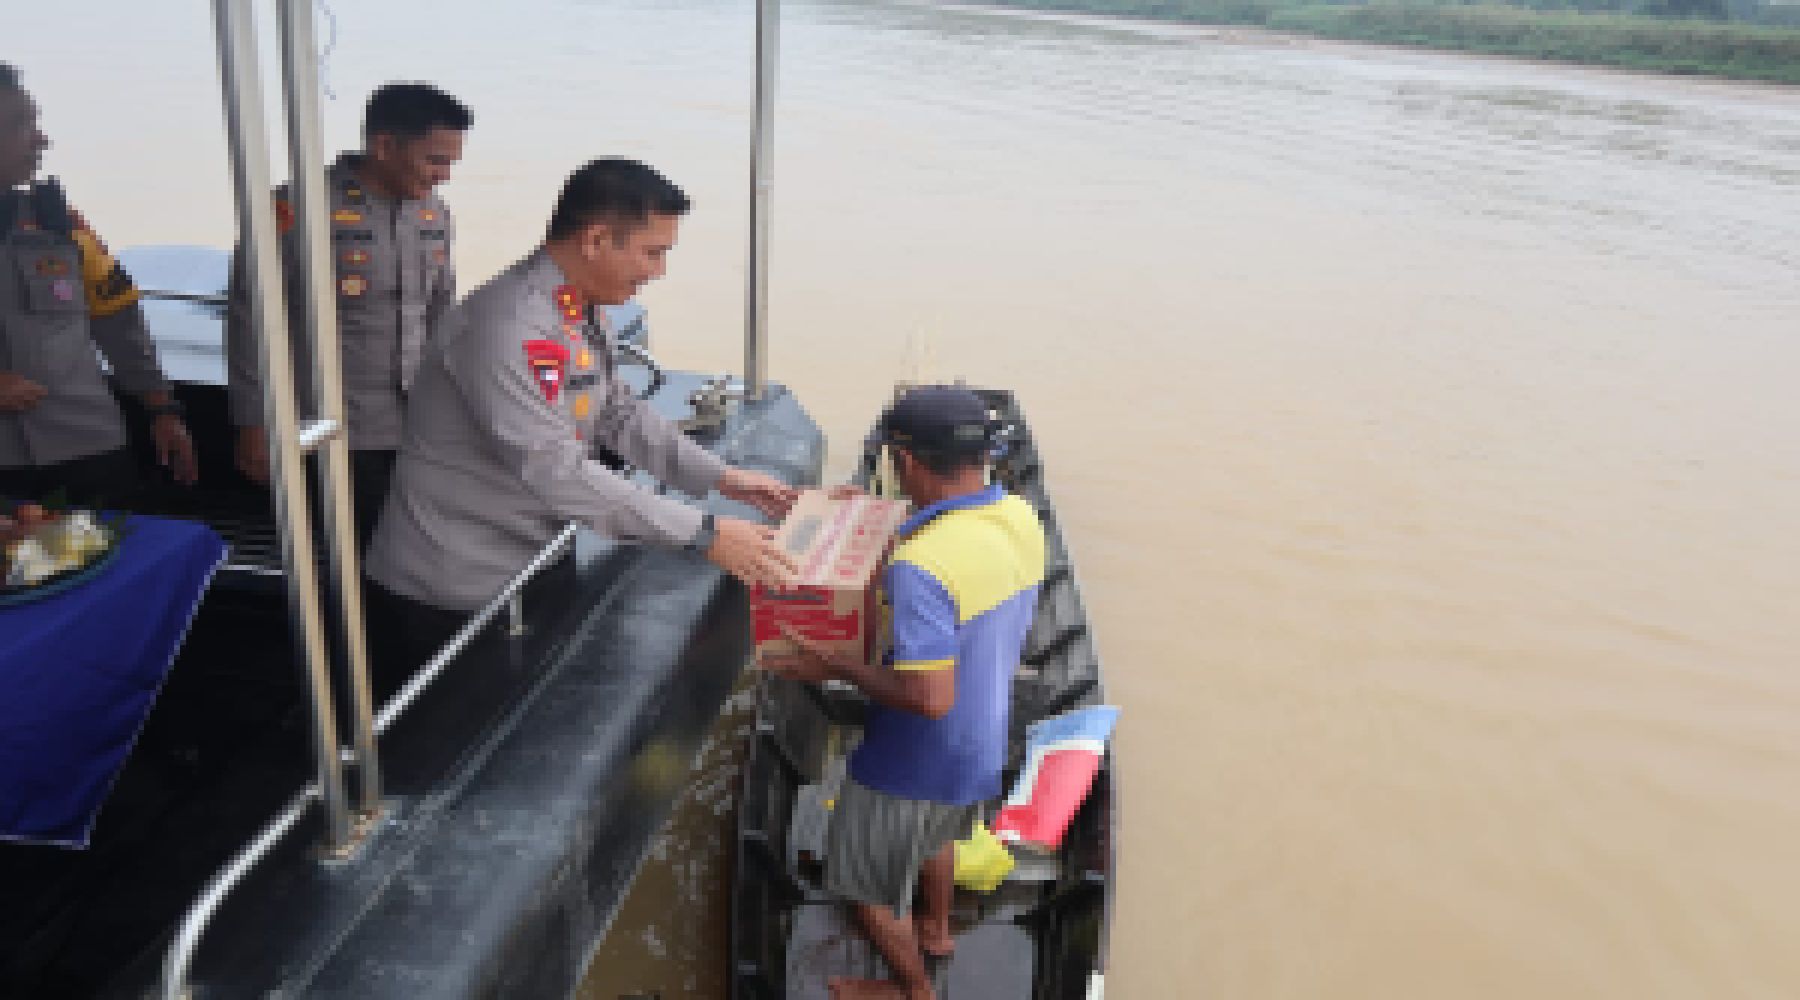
[364,158,798,688]
[0,63,198,505]
[227,83,469,549]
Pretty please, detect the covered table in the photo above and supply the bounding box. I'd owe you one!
[0,515,227,848]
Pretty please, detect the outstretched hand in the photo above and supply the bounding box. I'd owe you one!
[718,466,798,521]
[705,515,800,589]
[152,416,200,486]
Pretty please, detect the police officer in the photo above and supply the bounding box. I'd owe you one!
[364,158,798,687]
[0,63,198,506]
[227,82,469,549]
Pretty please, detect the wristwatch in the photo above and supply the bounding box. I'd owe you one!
[685,513,717,554]
[146,399,185,420]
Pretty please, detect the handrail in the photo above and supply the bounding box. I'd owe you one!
[158,523,580,998]
[276,0,386,817]
[161,787,316,1000]
[374,523,579,734]
[208,0,354,850]
[140,289,228,308]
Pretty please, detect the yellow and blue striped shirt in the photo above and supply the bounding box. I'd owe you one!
[850,484,1047,805]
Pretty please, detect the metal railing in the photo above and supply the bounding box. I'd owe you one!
[159,523,579,999]
[210,0,354,849]
[140,289,229,308]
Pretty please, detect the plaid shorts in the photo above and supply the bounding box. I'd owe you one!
[823,776,979,917]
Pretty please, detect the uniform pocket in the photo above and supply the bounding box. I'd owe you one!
[15,245,86,314]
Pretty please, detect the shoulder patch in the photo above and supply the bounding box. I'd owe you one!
[524,339,570,403]
[67,208,106,251]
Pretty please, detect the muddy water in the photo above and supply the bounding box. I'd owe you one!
[25,0,1800,995]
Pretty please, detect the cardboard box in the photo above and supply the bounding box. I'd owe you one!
[751,490,909,666]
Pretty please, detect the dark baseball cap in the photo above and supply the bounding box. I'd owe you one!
[874,385,998,456]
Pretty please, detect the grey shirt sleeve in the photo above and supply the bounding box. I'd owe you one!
[449,307,707,547]
[591,366,727,499]
[224,200,308,428]
[88,302,169,395]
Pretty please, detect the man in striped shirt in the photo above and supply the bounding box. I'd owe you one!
[766,385,1046,1000]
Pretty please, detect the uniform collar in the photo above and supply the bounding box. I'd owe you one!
[528,246,577,303]
[897,483,1006,538]
[330,152,402,205]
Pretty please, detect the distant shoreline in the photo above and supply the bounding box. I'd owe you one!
[973,0,1800,85]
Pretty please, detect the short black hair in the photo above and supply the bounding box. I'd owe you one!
[363,83,471,142]
[547,158,690,241]
[0,63,20,93]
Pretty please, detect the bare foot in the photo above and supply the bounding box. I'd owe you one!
[914,915,955,959]
[828,976,930,1000]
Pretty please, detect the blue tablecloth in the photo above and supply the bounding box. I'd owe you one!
[0,515,226,848]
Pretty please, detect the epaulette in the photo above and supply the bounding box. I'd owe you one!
[28,177,75,236]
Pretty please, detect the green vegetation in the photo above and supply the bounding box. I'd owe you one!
[986,0,1800,84]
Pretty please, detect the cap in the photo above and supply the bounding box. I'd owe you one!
[875,385,998,457]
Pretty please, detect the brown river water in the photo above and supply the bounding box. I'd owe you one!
[21,0,1800,995]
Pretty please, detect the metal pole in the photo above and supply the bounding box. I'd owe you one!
[276,0,384,816]
[744,0,778,399]
[210,0,352,849]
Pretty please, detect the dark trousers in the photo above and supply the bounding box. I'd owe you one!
[0,447,140,510]
[296,447,394,555]
[348,448,396,554]
[361,554,576,709]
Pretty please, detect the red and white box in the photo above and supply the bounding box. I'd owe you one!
[751,490,909,666]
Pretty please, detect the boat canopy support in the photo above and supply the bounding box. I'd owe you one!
[745,0,779,399]
[206,0,373,858]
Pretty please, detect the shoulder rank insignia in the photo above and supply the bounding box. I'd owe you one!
[332,208,363,225]
[339,275,368,297]
[552,284,583,325]
[524,339,570,404]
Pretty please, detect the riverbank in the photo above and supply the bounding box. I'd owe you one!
[980,0,1800,83]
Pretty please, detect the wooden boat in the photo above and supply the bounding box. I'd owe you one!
[729,388,1116,1000]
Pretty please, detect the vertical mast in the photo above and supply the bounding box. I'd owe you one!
[208,0,352,848]
[276,0,383,816]
[745,0,779,399]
